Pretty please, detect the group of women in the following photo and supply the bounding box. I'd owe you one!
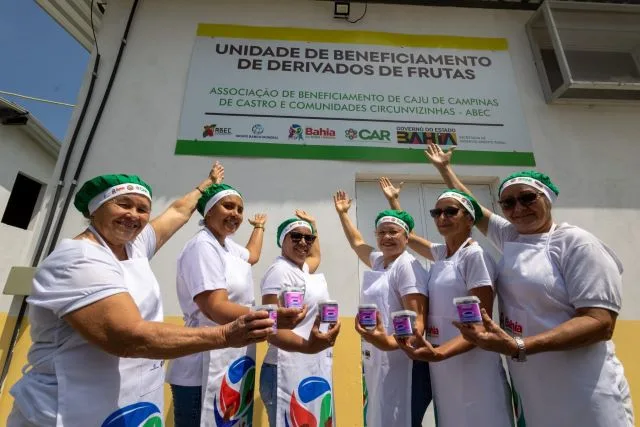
[8,142,634,427]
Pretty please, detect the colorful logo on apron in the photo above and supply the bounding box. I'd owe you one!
[101,402,163,427]
[285,376,333,427]
[214,356,255,426]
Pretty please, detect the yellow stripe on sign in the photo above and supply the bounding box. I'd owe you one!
[196,24,508,51]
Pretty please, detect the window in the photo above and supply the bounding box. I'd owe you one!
[1,173,44,230]
[527,2,640,103]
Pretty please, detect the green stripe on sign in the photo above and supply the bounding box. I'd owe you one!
[175,140,536,166]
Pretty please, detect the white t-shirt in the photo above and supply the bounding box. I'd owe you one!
[12,225,156,424]
[430,242,496,290]
[260,256,310,365]
[369,250,429,315]
[165,228,250,387]
[488,214,623,312]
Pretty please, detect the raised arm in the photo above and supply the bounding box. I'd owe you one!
[150,161,224,252]
[378,177,435,261]
[245,213,267,265]
[424,143,493,235]
[333,190,375,267]
[295,209,321,273]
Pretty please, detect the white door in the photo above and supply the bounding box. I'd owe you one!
[354,180,500,427]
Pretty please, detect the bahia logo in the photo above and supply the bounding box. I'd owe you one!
[500,313,524,336]
[289,124,304,140]
[252,124,264,135]
[426,326,440,338]
[101,402,162,427]
[286,377,333,427]
[203,124,232,138]
[214,356,255,426]
[305,127,336,139]
[344,128,391,142]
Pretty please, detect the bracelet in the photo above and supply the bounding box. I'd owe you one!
[254,224,265,229]
[195,186,205,194]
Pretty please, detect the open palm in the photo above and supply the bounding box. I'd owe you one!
[248,213,267,227]
[424,142,455,168]
[295,209,316,227]
[378,177,403,201]
[211,161,224,184]
[333,190,352,213]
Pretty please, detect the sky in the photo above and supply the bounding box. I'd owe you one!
[0,0,89,141]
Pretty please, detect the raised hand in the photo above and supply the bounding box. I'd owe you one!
[378,177,404,201]
[210,161,224,184]
[424,142,455,168]
[333,190,352,214]
[223,310,274,347]
[295,209,316,229]
[248,213,267,228]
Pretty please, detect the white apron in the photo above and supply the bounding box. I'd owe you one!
[427,240,513,427]
[200,245,256,427]
[498,224,633,427]
[42,226,165,426]
[360,270,412,427]
[277,274,334,427]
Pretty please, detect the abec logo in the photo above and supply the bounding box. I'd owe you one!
[289,124,304,140]
[101,402,162,426]
[286,376,333,427]
[345,128,391,142]
[202,124,232,138]
[305,127,336,139]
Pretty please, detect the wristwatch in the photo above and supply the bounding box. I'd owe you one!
[511,336,527,362]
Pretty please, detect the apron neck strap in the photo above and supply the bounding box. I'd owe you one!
[87,225,128,261]
[447,236,473,260]
[545,223,557,251]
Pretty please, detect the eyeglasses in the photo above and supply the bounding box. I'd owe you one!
[289,231,317,244]
[498,192,543,210]
[376,229,403,238]
[429,207,461,218]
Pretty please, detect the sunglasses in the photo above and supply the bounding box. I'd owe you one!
[498,192,543,210]
[429,207,461,218]
[289,231,317,244]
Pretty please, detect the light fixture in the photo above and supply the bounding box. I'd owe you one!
[334,0,350,19]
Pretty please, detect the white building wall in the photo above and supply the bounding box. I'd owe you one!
[45,0,640,320]
[0,125,56,312]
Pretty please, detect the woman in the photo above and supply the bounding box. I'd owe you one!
[425,142,634,427]
[379,177,513,427]
[8,164,274,426]
[165,182,296,427]
[259,212,341,427]
[333,190,428,427]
